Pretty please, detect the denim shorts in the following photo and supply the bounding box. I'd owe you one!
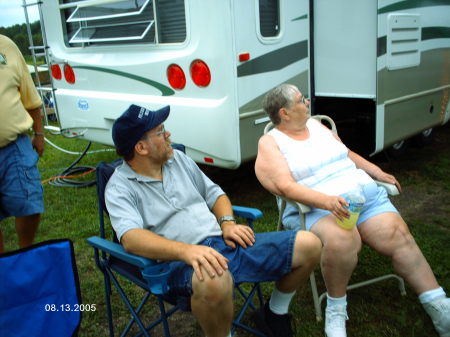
[0,135,44,221]
[283,182,399,231]
[164,230,298,311]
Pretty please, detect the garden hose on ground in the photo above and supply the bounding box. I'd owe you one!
[47,141,96,188]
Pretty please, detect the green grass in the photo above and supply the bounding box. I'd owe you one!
[2,123,450,337]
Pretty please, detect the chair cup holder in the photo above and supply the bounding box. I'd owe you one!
[142,264,171,295]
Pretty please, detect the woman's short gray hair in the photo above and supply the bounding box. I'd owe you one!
[262,83,300,125]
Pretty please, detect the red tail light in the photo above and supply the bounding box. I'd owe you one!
[51,64,62,80]
[190,60,211,87]
[167,64,186,90]
[64,64,76,84]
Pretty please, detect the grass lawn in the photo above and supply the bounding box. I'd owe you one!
[2,123,449,337]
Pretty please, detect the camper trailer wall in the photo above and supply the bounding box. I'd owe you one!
[234,0,310,162]
[42,0,240,168]
[41,0,311,168]
[41,0,449,168]
[376,0,450,153]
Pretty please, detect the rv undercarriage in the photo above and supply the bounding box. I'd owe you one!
[314,97,376,157]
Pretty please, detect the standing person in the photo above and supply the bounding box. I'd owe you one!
[105,104,322,337]
[254,83,450,337]
[0,34,44,253]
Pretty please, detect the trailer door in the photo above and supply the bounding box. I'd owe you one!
[314,0,377,99]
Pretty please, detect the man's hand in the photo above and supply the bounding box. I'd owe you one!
[32,134,45,157]
[183,245,229,281]
[323,195,350,221]
[222,222,255,249]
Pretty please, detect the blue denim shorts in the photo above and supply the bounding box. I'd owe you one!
[164,230,298,311]
[0,135,44,221]
[283,182,399,231]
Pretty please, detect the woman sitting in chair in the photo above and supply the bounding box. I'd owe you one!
[255,83,449,337]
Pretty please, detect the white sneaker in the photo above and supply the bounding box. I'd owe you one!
[325,305,348,337]
[423,297,450,337]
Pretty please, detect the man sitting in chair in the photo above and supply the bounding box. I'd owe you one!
[105,104,322,337]
[254,83,450,337]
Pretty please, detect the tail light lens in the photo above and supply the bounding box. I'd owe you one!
[64,64,76,84]
[51,64,62,80]
[190,60,211,87]
[167,64,186,90]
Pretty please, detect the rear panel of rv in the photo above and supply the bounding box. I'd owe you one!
[41,0,242,168]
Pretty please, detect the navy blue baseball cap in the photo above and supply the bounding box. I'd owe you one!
[112,104,170,156]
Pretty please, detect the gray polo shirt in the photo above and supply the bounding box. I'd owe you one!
[105,150,224,244]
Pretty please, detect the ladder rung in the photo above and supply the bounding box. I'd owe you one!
[22,2,41,8]
[34,52,46,57]
[37,87,54,92]
[29,46,46,50]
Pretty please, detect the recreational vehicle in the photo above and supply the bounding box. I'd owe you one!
[33,0,450,168]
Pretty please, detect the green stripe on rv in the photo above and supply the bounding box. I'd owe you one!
[378,0,450,14]
[292,14,307,21]
[377,26,450,57]
[237,41,308,77]
[72,66,175,96]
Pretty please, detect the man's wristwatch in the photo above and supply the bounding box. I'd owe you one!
[218,215,236,226]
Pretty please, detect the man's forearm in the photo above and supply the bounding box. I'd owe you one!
[27,107,44,134]
[121,228,191,262]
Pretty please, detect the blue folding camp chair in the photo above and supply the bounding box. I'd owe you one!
[0,239,82,337]
[87,146,267,337]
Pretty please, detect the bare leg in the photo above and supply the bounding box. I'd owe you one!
[311,215,362,297]
[191,269,234,337]
[275,230,322,292]
[358,212,439,294]
[16,214,40,248]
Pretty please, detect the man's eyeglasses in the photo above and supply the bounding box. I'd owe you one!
[144,125,166,139]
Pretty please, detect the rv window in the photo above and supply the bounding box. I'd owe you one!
[60,0,186,47]
[259,0,280,37]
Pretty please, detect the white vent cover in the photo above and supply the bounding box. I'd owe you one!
[387,14,421,70]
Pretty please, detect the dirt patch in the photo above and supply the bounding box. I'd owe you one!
[373,122,450,232]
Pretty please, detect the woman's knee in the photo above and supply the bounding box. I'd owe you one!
[322,226,362,256]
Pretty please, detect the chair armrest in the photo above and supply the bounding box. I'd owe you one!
[294,201,312,213]
[232,205,263,220]
[277,195,312,214]
[86,236,155,269]
[87,236,173,294]
[375,180,400,196]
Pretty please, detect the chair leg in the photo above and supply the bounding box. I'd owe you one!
[157,296,171,337]
[311,274,407,324]
[232,284,268,337]
[107,269,152,337]
[309,272,323,322]
[121,293,151,337]
[102,265,115,337]
[346,274,406,296]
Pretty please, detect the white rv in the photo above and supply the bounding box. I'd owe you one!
[36,0,450,168]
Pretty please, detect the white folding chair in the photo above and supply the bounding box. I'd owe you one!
[263,115,406,321]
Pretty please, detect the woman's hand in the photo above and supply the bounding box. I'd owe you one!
[324,195,350,220]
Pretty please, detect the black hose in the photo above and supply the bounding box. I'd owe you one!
[48,142,96,187]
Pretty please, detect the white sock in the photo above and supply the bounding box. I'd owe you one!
[326,294,347,309]
[419,287,446,304]
[269,287,296,315]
